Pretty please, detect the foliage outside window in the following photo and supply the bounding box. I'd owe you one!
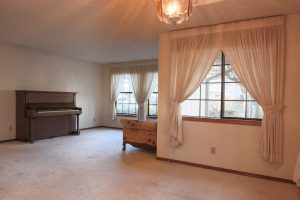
[181,52,263,120]
[117,76,158,117]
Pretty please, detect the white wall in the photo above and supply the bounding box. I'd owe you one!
[0,45,103,141]
[157,14,300,180]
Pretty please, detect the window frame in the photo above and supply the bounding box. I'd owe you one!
[182,52,262,125]
[116,77,158,118]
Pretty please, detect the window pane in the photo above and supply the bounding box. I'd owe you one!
[148,91,158,116]
[224,83,246,100]
[247,92,255,101]
[129,104,137,114]
[213,53,222,65]
[181,100,200,117]
[122,104,129,114]
[129,94,136,103]
[123,81,130,92]
[149,93,157,104]
[122,93,130,103]
[203,66,222,83]
[149,105,157,116]
[200,100,221,118]
[117,94,122,102]
[201,83,221,100]
[224,101,246,118]
[224,66,240,82]
[247,101,263,119]
[225,56,230,65]
[117,104,123,113]
[188,87,200,99]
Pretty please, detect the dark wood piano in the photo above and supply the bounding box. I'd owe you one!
[16,90,82,143]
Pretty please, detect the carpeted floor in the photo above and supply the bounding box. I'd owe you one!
[0,128,299,200]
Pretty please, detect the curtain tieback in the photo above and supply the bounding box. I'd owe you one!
[171,102,180,112]
[138,102,145,107]
[171,102,180,110]
[263,103,283,114]
[110,100,116,108]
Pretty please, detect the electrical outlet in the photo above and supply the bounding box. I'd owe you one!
[9,126,13,132]
[211,147,216,155]
[93,117,96,122]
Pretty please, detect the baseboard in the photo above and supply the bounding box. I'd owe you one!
[99,126,122,130]
[80,126,122,131]
[156,156,294,184]
[0,126,121,142]
[79,126,102,131]
[0,139,16,143]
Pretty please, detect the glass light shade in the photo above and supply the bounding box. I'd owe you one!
[156,0,193,25]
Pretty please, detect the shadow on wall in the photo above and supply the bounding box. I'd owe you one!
[0,90,16,140]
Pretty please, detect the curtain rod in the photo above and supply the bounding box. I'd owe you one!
[108,59,158,66]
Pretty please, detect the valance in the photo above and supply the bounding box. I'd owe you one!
[170,16,284,38]
[109,60,158,75]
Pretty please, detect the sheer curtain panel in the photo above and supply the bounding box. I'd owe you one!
[110,68,125,120]
[129,65,158,120]
[223,16,285,163]
[169,32,220,146]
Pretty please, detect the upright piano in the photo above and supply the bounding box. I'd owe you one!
[16,90,82,143]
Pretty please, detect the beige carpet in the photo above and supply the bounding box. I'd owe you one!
[0,128,299,200]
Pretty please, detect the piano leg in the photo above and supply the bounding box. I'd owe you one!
[76,114,80,135]
[72,115,80,135]
[28,118,34,144]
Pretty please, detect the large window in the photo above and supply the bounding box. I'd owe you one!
[116,76,158,117]
[181,52,263,120]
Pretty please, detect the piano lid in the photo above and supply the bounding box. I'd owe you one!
[16,90,77,94]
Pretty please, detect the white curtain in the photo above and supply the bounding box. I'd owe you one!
[168,16,285,163]
[293,149,300,187]
[110,68,125,120]
[169,32,220,146]
[222,16,285,163]
[128,65,158,120]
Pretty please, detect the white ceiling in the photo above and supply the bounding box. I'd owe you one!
[0,0,299,64]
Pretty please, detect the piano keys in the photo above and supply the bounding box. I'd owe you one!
[27,108,82,117]
[16,90,82,143]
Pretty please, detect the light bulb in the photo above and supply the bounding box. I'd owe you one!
[166,2,179,16]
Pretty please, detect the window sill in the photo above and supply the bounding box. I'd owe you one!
[182,117,262,126]
[147,115,157,120]
[117,114,137,118]
[116,114,157,120]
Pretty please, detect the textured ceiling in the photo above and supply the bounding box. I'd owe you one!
[0,0,300,64]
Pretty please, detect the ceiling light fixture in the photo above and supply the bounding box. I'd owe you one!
[154,0,193,25]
